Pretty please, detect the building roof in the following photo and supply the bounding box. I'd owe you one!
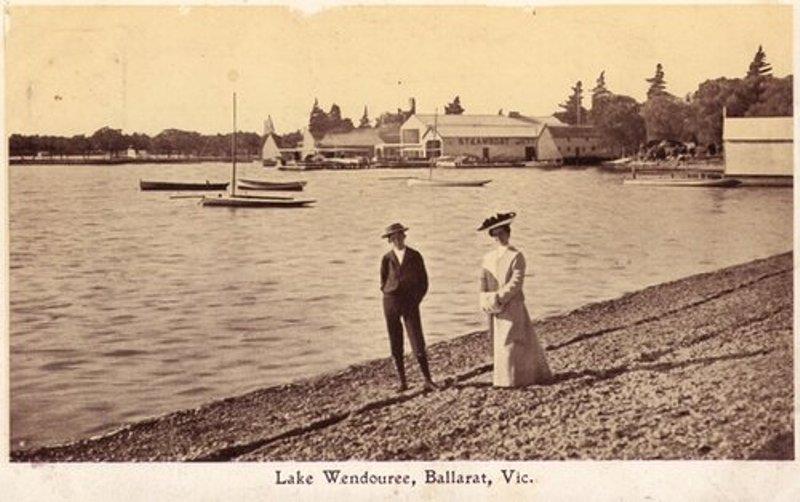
[410,114,544,138]
[508,112,567,127]
[723,116,793,141]
[319,128,386,147]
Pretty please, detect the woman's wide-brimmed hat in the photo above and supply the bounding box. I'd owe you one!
[382,222,409,238]
[477,212,516,232]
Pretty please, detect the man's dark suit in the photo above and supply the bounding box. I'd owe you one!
[380,247,431,381]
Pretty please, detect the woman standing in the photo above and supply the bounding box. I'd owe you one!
[478,212,552,387]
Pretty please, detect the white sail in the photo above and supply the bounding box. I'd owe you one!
[300,127,317,160]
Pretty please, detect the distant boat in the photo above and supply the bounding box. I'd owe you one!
[623,177,740,188]
[238,178,306,191]
[522,159,563,169]
[201,195,315,208]
[140,180,229,191]
[278,161,326,171]
[600,157,632,170]
[407,178,492,187]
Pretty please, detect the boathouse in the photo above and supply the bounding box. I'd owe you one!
[547,125,613,163]
[723,116,793,186]
[319,126,400,159]
[398,113,561,162]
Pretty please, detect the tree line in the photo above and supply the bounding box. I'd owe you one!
[9,127,267,159]
[554,46,792,155]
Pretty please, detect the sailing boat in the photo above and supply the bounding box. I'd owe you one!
[202,93,316,208]
[406,109,492,187]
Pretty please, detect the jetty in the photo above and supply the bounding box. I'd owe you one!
[12,252,793,462]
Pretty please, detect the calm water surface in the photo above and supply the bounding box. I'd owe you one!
[9,163,793,447]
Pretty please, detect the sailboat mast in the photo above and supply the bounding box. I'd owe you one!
[431,108,438,180]
[232,92,238,197]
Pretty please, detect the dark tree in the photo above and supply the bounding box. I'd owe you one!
[642,94,693,142]
[747,45,773,78]
[592,71,611,103]
[746,75,792,117]
[359,106,371,128]
[646,63,667,99]
[308,98,328,139]
[589,94,646,156]
[444,96,465,115]
[555,81,587,125]
[90,127,127,156]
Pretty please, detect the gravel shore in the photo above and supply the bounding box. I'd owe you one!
[12,252,793,461]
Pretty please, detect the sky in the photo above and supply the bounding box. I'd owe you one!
[4,3,794,137]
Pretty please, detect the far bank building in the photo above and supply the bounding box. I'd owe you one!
[398,114,562,162]
[723,116,794,186]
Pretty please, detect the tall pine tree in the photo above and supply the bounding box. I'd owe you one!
[591,71,612,111]
[556,81,586,125]
[359,106,370,128]
[646,63,667,99]
[308,98,328,139]
[747,45,773,78]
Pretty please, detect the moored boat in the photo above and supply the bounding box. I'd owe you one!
[622,177,741,187]
[407,178,492,187]
[201,195,315,208]
[140,180,229,191]
[238,178,307,191]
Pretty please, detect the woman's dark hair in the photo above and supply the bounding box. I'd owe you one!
[489,224,511,237]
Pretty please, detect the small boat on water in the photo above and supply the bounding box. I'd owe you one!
[407,178,492,187]
[278,161,326,171]
[600,157,633,171]
[201,195,315,208]
[140,180,229,191]
[238,178,306,191]
[522,159,562,169]
[623,177,741,188]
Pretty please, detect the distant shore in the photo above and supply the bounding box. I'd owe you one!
[12,252,793,461]
[9,156,258,166]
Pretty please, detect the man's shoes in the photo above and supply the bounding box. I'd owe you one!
[396,383,409,393]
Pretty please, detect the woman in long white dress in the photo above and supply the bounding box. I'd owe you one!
[478,212,552,387]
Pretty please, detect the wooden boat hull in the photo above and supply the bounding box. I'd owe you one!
[140,180,229,191]
[407,178,491,187]
[623,177,741,187]
[278,164,326,171]
[201,196,315,208]
[237,179,306,191]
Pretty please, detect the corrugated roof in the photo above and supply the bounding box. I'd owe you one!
[723,116,793,141]
[376,125,400,144]
[319,128,385,147]
[412,114,543,137]
[509,113,567,127]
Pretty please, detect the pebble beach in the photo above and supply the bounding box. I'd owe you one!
[12,252,793,462]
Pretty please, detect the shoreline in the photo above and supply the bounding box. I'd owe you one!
[11,252,793,461]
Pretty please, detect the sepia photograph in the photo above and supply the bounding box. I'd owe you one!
[3,1,797,498]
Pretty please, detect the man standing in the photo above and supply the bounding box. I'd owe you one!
[380,222,438,392]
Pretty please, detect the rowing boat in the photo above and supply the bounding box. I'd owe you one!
[406,178,492,187]
[201,196,315,208]
[237,179,306,191]
[622,177,741,187]
[140,180,229,191]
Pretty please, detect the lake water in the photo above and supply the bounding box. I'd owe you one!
[8,162,793,448]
